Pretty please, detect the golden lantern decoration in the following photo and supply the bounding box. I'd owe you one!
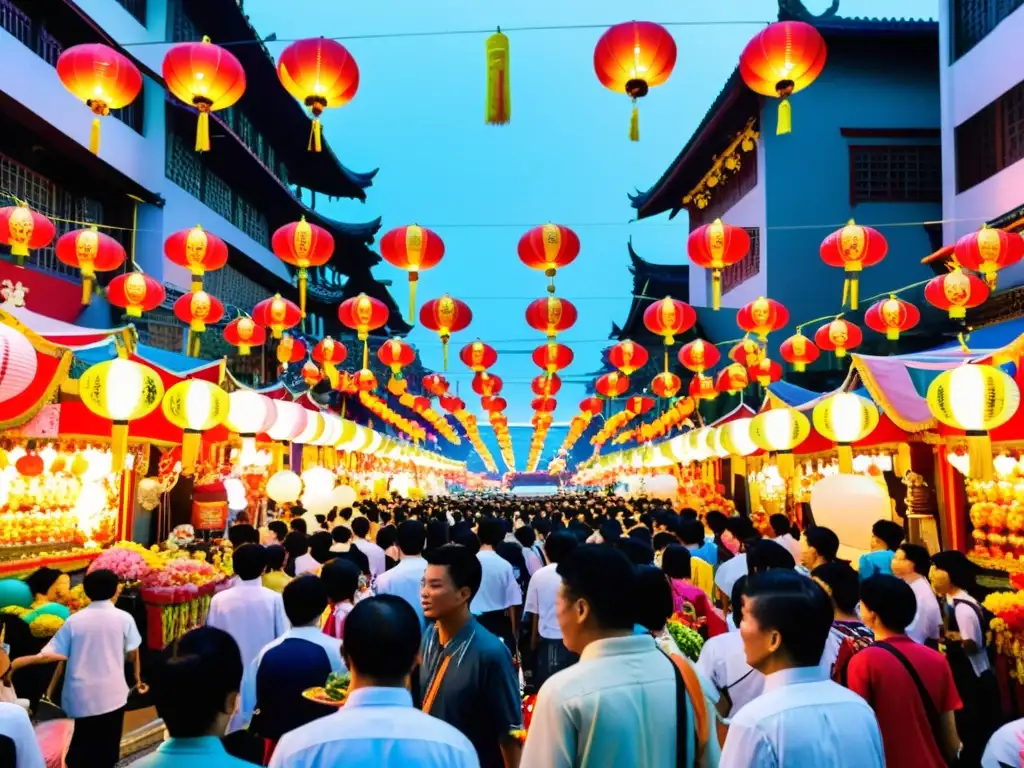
[651,371,682,399]
[485,28,511,125]
[0,203,56,267]
[954,225,1024,290]
[779,331,820,372]
[253,294,302,339]
[380,225,445,323]
[377,337,415,381]
[719,416,758,476]
[689,374,717,401]
[924,266,990,319]
[338,293,389,368]
[55,226,126,305]
[162,37,246,152]
[164,225,228,292]
[161,380,229,473]
[927,364,1020,481]
[518,224,580,293]
[812,393,880,473]
[728,338,764,369]
[864,295,920,341]
[608,339,649,376]
[420,295,472,371]
[276,334,307,374]
[715,363,749,394]
[313,336,348,388]
[749,407,810,478]
[276,37,359,152]
[532,342,573,375]
[748,358,783,387]
[678,338,720,374]
[686,219,751,310]
[174,290,225,356]
[814,318,862,359]
[223,317,266,356]
[736,297,789,341]
[459,340,498,373]
[595,372,630,398]
[272,217,335,318]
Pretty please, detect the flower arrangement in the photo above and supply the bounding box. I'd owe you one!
[87,544,152,583]
[665,614,705,662]
[984,583,1024,680]
[0,606,28,618]
[29,614,64,638]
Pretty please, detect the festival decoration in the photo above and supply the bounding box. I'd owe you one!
[107,272,165,318]
[719,417,758,475]
[644,296,695,369]
[0,324,37,405]
[376,337,414,382]
[651,371,682,399]
[56,43,143,154]
[472,373,503,397]
[266,470,303,504]
[812,392,880,474]
[531,374,562,397]
[78,358,164,472]
[954,225,1024,290]
[686,219,751,310]
[525,296,578,339]
[338,293,389,368]
[925,265,990,319]
[485,29,511,125]
[162,37,246,152]
[678,338,720,374]
[252,294,302,339]
[814,318,862,359]
[748,358,783,387]
[716,363,749,394]
[608,339,649,376]
[736,297,788,341]
[819,220,888,310]
[518,224,580,293]
[275,334,307,373]
[55,226,126,305]
[164,225,228,291]
[459,340,498,373]
[593,21,677,141]
[313,336,348,388]
[380,225,445,322]
[532,342,574,374]
[531,396,557,413]
[225,391,276,467]
[779,331,820,372]
[420,295,471,370]
[0,204,56,267]
[595,371,629,398]
[728,338,764,369]
[161,380,229,473]
[739,20,826,134]
[173,289,224,335]
[353,368,378,393]
[689,374,717,401]
[272,217,335,317]
[928,364,1020,481]
[864,296,921,341]
[749,407,811,477]
[277,37,359,152]
[223,317,266,356]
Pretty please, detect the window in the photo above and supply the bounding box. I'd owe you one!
[952,0,1024,60]
[719,227,760,297]
[849,145,941,204]
[955,76,1024,192]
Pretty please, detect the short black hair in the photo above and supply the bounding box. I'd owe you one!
[397,519,426,556]
[680,507,699,522]
[289,518,308,535]
[769,514,791,537]
[331,525,352,543]
[804,526,840,562]
[478,517,505,546]
[745,569,833,667]
[264,545,286,571]
[450,526,480,553]
[156,627,243,737]
[557,545,637,631]
[860,575,916,633]
[705,510,728,536]
[375,525,398,550]
[931,550,977,591]
[634,565,673,632]
[233,544,268,581]
[652,531,677,552]
[678,519,706,546]
[308,531,334,564]
[598,519,623,543]
[339,507,354,521]
[730,575,747,626]
[514,526,536,548]
[614,537,654,566]
[267,520,288,543]
[628,526,653,545]
[282,575,329,626]
[747,540,796,573]
[426,519,450,549]
[661,544,691,580]
[320,559,360,603]
[543,530,578,565]
[228,523,259,549]
[532,518,552,537]
[83,568,119,601]
[283,531,308,557]
[725,517,759,544]
[811,561,860,615]
[872,520,905,551]
[26,567,62,597]
[351,517,370,538]
[898,543,931,576]
[423,544,483,599]
[343,595,421,684]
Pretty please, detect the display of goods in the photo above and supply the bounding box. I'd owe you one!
[87,545,153,583]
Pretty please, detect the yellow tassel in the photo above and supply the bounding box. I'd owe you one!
[111,421,129,473]
[967,431,994,482]
[443,339,449,371]
[776,98,792,135]
[309,118,323,152]
[362,340,369,370]
[485,30,511,125]
[196,112,211,152]
[838,444,853,474]
[324,361,339,389]
[90,117,101,155]
[894,442,911,477]
[408,272,419,324]
[629,104,640,142]
[81,277,92,306]
[712,270,722,310]
[849,278,859,310]
[958,332,970,353]
[181,430,200,474]
[238,343,250,356]
[298,268,307,318]
[777,450,795,479]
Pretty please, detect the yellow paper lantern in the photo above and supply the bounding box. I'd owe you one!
[812,393,880,474]
[719,416,758,479]
[749,407,810,478]
[927,364,1020,481]
[78,359,164,471]
[225,391,277,466]
[266,470,303,504]
[161,380,229,473]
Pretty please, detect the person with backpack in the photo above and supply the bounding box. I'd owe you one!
[811,562,874,682]
[845,575,962,767]
[931,550,1001,766]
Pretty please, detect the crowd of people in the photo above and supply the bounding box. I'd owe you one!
[1,490,1021,767]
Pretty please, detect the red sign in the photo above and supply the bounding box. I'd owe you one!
[191,500,228,530]
[0,263,84,323]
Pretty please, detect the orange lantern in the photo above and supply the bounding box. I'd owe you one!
[690,374,718,401]
[608,340,649,376]
[16,453,44,477]
[301,360,322,388]
[164,225,228,292]
[482,396,507,413]
[864,296,921,341]
[643,296,696,369]
[625,396,655,415]
[739,21,826,134]
[716,363,749,394]
[55,226,126,305]
[687,219,751,310]
[313,336,348,388]
[525,296,578,339]
[162,37,246,152]
[420,295,472,370]
[593,21,677,141]
[380,225,445,323]
[223,317,266,356]
[736,297,789,341]
[814,318,863,359]
[253,294,302,340]
[954,225,1024,289]
[925,266,989,319]
[518,224,580,293]
[532,374,562,397]
[353,368,378,393]
[277,37,359,152]
[276,334,307,371]
[728,338,765,368]
[595,372,629,398]
[532,397,557,413]
[472,373,504,397]
[0,204,56,267]
[532,342,574,375]
[107,272,165,318]
[580,397,604,415]
[377,337,414,377]
[272,217,335,318]
[749,358,783,387]
[459,340,498,373]
[174,289,224,333]
[651,371,682,399]
[56,43,142,154]
[338,293,390,368]
[779,332,820,372]
[423,374,449,397]
[819,220,888,310]
[678,338,720,374]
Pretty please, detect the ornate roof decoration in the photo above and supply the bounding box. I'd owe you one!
[681,120,759,212]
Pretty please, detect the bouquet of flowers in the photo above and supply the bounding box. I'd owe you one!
[665,613,705,662]
[984,587,1024,680]
[87,545,152,583]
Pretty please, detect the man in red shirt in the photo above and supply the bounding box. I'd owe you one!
[846,575,962,768]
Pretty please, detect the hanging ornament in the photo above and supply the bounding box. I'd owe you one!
[338,293,389,368]
[779,331,820,372]
[223,317,266,356]
[55,226,126,305]
[643,296,696,371]
[864,296,920,341]
[625,396,655,416]
[0,324,37,405]
[525,296,578,339]
[678,338,720,375]
[580,397,604,415]
[253,294,302,339]
[814,318,862,359]
[459,340,498,373]
[376,337,414,382]
[687,219,751,310]
[225,391,277,467]
[422,373,449,396]
[925,266,989,319]
[277,37,359,152]
[812,392,880,474]
[272,217,335,318]
[819,220,888,310]
[728,338,765,368]
[532,342,574,375]
[420,295,472,371]
[749,407,811,478]
[716,363,749,394]
[531,374,562,397]
[276,334,307,374]
[380,225,445,323]
[472,373,503,397]
[518,224,580,293]
[56,43,143,154]
[313,336,348,388]
[107,272,165,318]
[532,396,557,413]
[0,203,56,267]
[595,372,629,398]
[164,225,228,292]
[301,360,322,388]
[482,396,507,413]
[593,21,677,141]
[161,380,229,473]
[954,225,1024,289]
[736,297,789,341]
[608,339,649,376]
[174,290,224,356]
[689,374,718,401]
[749,358,783,388]
[485,28,511,125]
[353,368,378,393]
[651,371,682,399]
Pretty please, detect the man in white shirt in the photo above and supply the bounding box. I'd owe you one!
[892,543,942,647]
[696,575,764,717]
[472,518,522,656]
[982,716,1024,768]
[0,697,45,768]
[720,569,884,767]
[270,595,479,768]
[768,514,802,563]
[523,531,578,688]
[376,519,428,626]
[352,516,386,578]
[11,569,144,768]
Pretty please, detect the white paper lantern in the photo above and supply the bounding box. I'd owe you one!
[0,323,37,405]
[316,414,342,446]
[225,391,276,438]
[301,465,336,497]
[266,401,309,442]
[332,484,357,509]
[294,411,326,445]
[266,470,303,504]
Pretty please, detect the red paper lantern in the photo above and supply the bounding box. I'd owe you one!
[689,374,718,401]
[375,337,413,376]
[687,219,751,310]
[625,396,655,416]
[107,272,165,318]
[313,336,348,388]
[482,396,508,413]
[223,317,266,356]
[819,220,888,310]
[16,453,44,477]
[518,224,580,292]
[301,360,322,387]
[55,226,126,305]
[728,339,765,368]
[459,340,498,372]
[595,372,629,398]
[174,289,224,332]
[925,267,990,319]
[739,21,826,134]
[532,342,574,374]
[525,296,578,339]
[608,340,649,376]
[164,226,229,290]
[253,294,302,339]
[736,297,789,341]
[422,373,449,396]
[354,368,378,392]
[532,397,557,413]
[580,397,604,415]
[56,44,143,155]
[864,296,921,341]
[339,293,389,368]
[440,395,465,413]
[593,22,677,141]
[411,396,431,414]
[420,295,472,370]
[162,37,246,152]
[814,318,863,359]
[272,217,335,318]
[678,339,720,374]
[472,373,504,397]
[277,37,359,152]
[748,358,783,387]
[0,204,56,267]
[779,332,820,372]
[380,225,445,322]
[954,225,1024,289]
[276,334,307,370]
[651,371,682,399]
[716,363,749,394]
[643,296,695,347]
[531,374,562,397]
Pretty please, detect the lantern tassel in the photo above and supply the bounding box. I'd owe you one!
[712,270,722,311]
[238,343,251,356]
[776,98,792,135]
[895,442,911,477]
[442,335,450,371]
[111,420,129,473]
[362,339,369,370]
[309,118,323,153]
[664,346,669,374]
[90,117,102,155]
[181,430,200,474]
[196,111,211,152]
[298,268,307,318]
[966,430,994,482]
[324,361,339,389]
[837,444,854,474]
[629,103,640,142]
[849,277,859,310]
[408,272,419,324]
[485,30,511,125]
[81,276,92,306]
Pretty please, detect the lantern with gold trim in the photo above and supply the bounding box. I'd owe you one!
[608,340,649,376]
[472,373,503,397]
[715,363,749,395]
[736,297,789,341]
[532,374,562,397]
[954,225,1024,290]
[625,395,655,417]
[161,379,229,473]
[253,294,302,340]
[276,334,307,374]
[0,203,56,267]
[108,272,165,318]
[526,296,578,339]
[580,396,604,415]
[55,226,126,305]
[687,219,751,310]
[380,225,445,322]
[459,340,498,373]
[812,392,879,474]
[925,266,990,319]
[719,417,758,477]
[595,372,629,399]
[689,374,718,401]
[482,396,507,413]
[728,338,765,369]
[678,338,720,375]
[779,331,819,372]
[164,225,228,292]
[644,296,695,370]
[276,37,359,152]
[422,373,449,397]
[272,217,334,318]
[518,224,580,293]
[56,43,142,155]
[532,397,557,413]
[814,318,862,359]
[749,407,811,478]
[864,295,920,341]
[651,371,682,399]
[927,364,1020,481]
[819,220,888,310]
[376,337,414,383]
[338,293,389,368]
[353,368,378,393]
[313,336,348,388]
[748,358,783,387]
[223,317,266,356]
[420,295,471,370]
[174,290,224,356]
[532,342,573,375]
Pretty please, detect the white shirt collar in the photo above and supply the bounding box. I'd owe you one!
[580,634,656,662]
[762,665,828,694]
[235,577,264,588]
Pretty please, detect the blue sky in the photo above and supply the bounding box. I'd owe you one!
[247,0,937,445]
